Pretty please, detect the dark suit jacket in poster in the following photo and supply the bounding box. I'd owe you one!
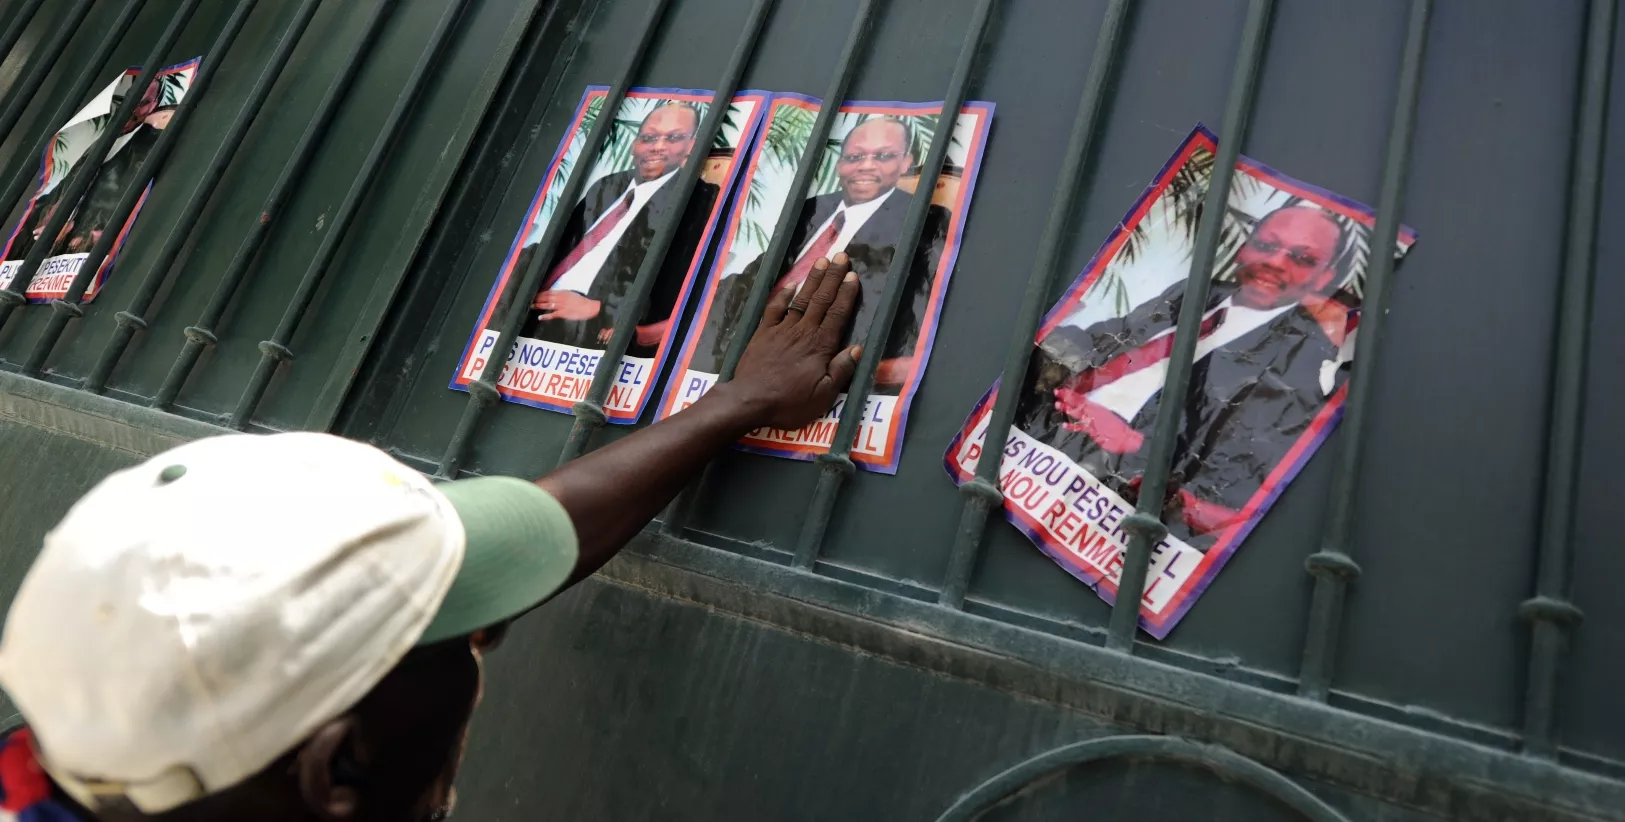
[695,188,950,394]
[67,125,161,254]
[515,168,719,356]
[1014,279,1346,547]
[7,183,62,263]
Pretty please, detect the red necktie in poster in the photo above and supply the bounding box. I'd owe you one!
[774,211,846,292]
[542,190,636,291]
[1062,306,1229,395]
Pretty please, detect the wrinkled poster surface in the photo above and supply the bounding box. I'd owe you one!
[661,94,993,474]
[946,125,1416,638]
[1,59,199,302]
[452,86,767,422]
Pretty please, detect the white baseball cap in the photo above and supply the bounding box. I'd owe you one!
[0,432,578,814]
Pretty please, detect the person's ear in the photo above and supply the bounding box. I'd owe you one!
[296,717,362,821]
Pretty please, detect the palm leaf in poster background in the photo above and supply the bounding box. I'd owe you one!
[49,131,73,181]
[46,113,112,186]
[716,104,743,150]
[541,95,605,220]
[157,72,189,106]
[904,112,974,173]
[739,105,835,252]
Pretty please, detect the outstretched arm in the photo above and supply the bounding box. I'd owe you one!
[538,255,862,583]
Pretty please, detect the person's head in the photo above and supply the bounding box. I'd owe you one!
[0,433,580,821]
[1232,205,1346,309]
[836,118,914,205]
[631,103,698,182]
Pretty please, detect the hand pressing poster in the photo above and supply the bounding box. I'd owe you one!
[946,125,1417,638]
[661,94,993,474]
[451,86,768,421]
[0,59,198,302]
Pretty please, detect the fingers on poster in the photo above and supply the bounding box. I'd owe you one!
[452,86,770,422]
[944,125,1418,639]
[660,95,994,474]
[0,59,199,302]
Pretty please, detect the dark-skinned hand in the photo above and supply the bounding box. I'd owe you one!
[729,253,863,431]
[534,253,865,584]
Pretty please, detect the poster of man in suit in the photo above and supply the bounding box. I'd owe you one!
[947,125,1416,639]
[452,86,767,423]
[0,59,197,302]
[661,95,994,474]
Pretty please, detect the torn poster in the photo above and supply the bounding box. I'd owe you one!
[945,124,1417,638]
[1,58,199,302]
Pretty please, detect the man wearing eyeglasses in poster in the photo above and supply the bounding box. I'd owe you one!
[516,102,720,355]
[702,116,949,395]
[1015,205,1360,548]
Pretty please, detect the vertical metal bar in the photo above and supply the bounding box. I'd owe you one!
[0,0,200,331]
[302,0,589,433]
[554,0,778,465]
[0,0,150,248]
[0,0,93,143]
[660,0,880,536]
[1296,0,1432,701]
[1104,0,1274,651]
[0,0,48,70]
[82,0,324,394]
[228,0,471,430]
[433,0,673,480]
[792,0,1000,570]
[152,0,398,411]
[1518,0,1613,758]
[937,0,1134,609]
[22,0,261,378]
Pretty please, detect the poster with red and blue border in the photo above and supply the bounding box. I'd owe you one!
[945,125,1417,638]
[450,85,768,422]
[658,93,994,474]
[0,58,200,303]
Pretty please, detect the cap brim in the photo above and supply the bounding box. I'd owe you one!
[418,477,579,645]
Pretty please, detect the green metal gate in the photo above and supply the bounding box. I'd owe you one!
[0,0,1620,819]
